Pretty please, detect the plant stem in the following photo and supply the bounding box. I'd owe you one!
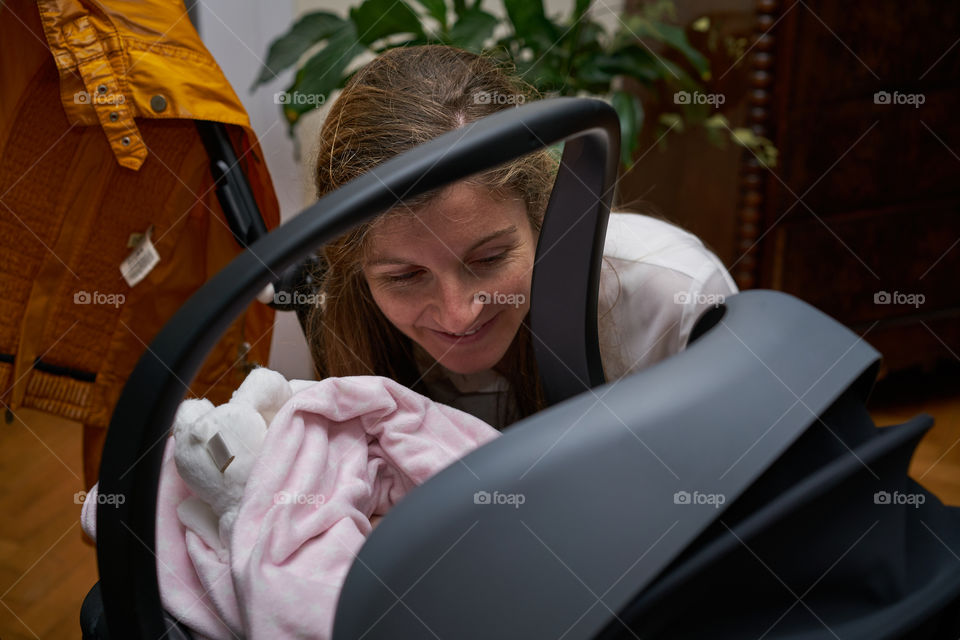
[563,0,588,88]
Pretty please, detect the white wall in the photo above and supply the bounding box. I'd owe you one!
[197,0,625,379]
[196,0,316,380]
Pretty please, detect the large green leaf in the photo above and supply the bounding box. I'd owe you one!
[569,47,660,93]
[413,0,447,28]
[619,16,709,78]
[503,0,558,46]
[282,23,365,129]
[251,12,346,90]
[572,20,605,53]
[595,48,663,84]
[349,0,424,46]
[573,0,592,22]
[572,54,616,91]
[514,50,568,93]
[611,89,644,168]
[448,7,499,51]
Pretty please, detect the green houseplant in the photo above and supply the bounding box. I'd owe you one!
[251,0,776,170]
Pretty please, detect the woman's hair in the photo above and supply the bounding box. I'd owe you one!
[307,45,558,426]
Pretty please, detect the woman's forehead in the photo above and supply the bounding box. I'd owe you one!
[368,183,527,243]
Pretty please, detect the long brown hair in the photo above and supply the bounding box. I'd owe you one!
[307,45,557,426]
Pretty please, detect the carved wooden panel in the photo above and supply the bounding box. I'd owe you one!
[735,0,960,372]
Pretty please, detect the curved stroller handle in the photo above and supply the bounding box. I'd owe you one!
[95,97,620,638]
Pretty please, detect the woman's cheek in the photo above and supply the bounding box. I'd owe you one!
[503,264,533,304]
[369,285,406,327]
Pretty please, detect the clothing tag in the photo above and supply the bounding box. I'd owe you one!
[120,225,160,287]
[206,431,235,473]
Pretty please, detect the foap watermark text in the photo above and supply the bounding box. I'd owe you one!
[474,490,525,508]
[874,91,924,108]
[475,291,525,308]
[275,91,325,106]
[75,490,125,507]
[674,291,725,306]
[674,490,726,509]
[473,91,525,105]
[274,290,326,307]
[874,291,924,308]
[674,91,725,107]
[874,490,925,508]
[74,290,125,308]
[274,491,326,508]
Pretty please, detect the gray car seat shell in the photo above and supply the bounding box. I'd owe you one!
[331,290,908,639]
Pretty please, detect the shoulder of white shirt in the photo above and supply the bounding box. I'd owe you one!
[594,212,738,379]
[602,212,738,293]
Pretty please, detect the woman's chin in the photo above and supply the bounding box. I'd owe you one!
[428,339,510,375]
[435,352,501,375]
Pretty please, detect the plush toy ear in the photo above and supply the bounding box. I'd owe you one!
[172,398,215,439]
[230,366,293,427]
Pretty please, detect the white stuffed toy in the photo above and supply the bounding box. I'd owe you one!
[172,366,296,551]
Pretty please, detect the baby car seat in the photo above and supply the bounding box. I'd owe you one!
[82,98,960,639]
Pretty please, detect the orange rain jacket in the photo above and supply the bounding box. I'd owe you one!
[0,0,281,488]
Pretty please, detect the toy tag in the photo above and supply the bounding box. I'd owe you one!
[120,225,160,287]
[206,431,235,473]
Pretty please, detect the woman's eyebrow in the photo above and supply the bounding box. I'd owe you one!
[464,225,517,252]
[365,225,517,267]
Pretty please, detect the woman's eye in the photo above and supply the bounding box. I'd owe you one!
[385,271,421,283]
[473,252,507,266]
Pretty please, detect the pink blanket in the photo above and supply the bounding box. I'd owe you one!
[83,375,500,639]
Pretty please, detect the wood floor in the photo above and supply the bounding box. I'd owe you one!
[0,363,958,639]
[0,408,97,639]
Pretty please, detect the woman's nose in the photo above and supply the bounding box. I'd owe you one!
[433,277,485,332]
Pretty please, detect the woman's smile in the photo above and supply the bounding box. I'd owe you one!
[427,312,499,344]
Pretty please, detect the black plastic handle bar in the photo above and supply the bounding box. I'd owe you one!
[95,97,620,638]
[195,120,269,247]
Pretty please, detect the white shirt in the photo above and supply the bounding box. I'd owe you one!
[415,212,739,429]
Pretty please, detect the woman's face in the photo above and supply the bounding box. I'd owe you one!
[362,182,538,375]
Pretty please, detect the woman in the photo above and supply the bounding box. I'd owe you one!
[307,45,736,430]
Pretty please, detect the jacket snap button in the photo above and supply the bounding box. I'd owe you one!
[121,136,131,146]
[109,111,119,122]
[150,95,167,112]
[97,84,108,95]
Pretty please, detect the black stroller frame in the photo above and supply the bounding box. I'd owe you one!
[84,98,960,639]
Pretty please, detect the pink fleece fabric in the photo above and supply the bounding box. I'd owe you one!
[83,375,500,639]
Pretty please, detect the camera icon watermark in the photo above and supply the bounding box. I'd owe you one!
[673,490,726,509]
[472,91,525,106]
[873,490,925,508]
[674,91,725,107]
[474,291,525,308]
[274,91,325,106]
[74,490,125,507]
[673,291,725,306]
[473,490,526,508]
[873,91,925,108]
[873,291,924,308]
[74,290,125,308]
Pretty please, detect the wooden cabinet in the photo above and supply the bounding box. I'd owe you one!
[740,0,960,373]
[621,0,960,374]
